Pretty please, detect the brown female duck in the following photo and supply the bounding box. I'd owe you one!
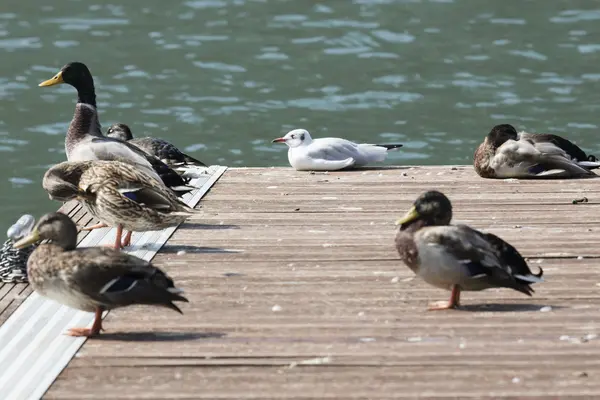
[13,212,188,337]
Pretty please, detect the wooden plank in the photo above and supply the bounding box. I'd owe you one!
[0,166,227,400]
[43,167,600,399]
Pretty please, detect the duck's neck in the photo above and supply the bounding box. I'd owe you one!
[66,85,102,158]
[76,83,97,108]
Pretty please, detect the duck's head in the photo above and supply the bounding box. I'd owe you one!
[395,190,452,230]
[43,162,89,202]
[487,124,518,148]
[272,129,312,148]
[39,62,94,93]
[106,123,133,141]
[13,212,78,250]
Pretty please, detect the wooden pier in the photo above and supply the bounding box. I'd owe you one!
[3,166,600,399]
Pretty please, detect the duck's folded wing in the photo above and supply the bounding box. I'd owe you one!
[419,225,505,279]
[496,139,593,177]
[519,131,590,162]
[69,248,188,311]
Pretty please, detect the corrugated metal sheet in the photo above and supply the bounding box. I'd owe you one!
[0,165,227,400]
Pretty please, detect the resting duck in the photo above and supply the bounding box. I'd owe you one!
[13,212,188,337]
[106,123,206,168]
[43,160,198,249]
[474,124,600,178]
[395,190,543,310]
[38,62,192,194]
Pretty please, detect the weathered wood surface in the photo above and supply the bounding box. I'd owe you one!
[0,201,100,325]
[38,166,600,398]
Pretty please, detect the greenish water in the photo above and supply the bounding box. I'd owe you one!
[1,0,600,228]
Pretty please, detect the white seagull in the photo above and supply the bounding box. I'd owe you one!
[272,129,403,171]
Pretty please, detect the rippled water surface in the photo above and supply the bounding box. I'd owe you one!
[1,0,600,227]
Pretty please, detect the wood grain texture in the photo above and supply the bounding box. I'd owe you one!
[40,166,600,398]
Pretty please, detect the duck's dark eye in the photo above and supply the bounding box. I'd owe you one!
[108,128,113,133]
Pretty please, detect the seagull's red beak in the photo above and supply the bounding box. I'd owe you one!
[271,137,286,143]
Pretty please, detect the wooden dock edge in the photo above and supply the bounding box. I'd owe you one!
[0,165,227,399]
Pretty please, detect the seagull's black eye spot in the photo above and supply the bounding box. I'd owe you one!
[300,133,305,141]
[291,135,296,139]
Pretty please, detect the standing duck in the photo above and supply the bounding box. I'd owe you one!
[106,123,206,168]
[13,212,188,337]
[395,190,543,310]
[38,62,192,193]
[43,160,198,249]
[474,124,600,178]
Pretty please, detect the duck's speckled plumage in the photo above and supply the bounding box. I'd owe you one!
[43,160,198,234]
[395,191,543,310]
[39,62,192,192]
[106,123,206,168]
[474,124,600,179]
[13,212,188,336]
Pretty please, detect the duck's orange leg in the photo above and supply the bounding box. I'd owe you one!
[66,307,104,337]
[122,231,133,247]
[428,285,461,311]
[80,222,108,231]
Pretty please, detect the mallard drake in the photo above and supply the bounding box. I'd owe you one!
[474,124,600,178]
[38,62,192,194]
[43,160,198,249]
[12,212,188,337]
[271,129,403,171]
[395,190,543,310]
[106,123,206,168]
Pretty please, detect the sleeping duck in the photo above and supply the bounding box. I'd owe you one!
[395,190,543,310]
[13,212,188,337]
[38,62,192,194]
[474,124,600,178]
[106,123,206,168]
[43,160,198,249]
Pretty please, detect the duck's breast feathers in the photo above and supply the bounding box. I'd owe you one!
[67,247,188,310]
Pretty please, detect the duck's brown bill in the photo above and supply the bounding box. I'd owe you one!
[272,138,286,143]
[395,206,419,225]
[39,71,64,87]
[13,229,40,249]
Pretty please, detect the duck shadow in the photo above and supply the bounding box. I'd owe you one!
[161,245,241,254]
[457,303,563,313]
[93,331,226,342]
[182,223,240,230]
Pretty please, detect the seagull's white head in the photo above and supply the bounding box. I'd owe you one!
[272,129,312,148]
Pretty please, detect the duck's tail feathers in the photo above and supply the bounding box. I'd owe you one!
[182,154,207,167]
[514,266,544,284]
[376,143,404,151]
[577,160,600,170]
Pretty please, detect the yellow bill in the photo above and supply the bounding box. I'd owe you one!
[39,71,64,87]
[12,229,41,249]
[395,206,419,225]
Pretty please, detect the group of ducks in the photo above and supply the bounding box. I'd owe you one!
[10,60,600,337]
[12,61,210,336]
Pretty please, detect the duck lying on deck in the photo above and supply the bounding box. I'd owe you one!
[395,190,543,310]
[12,212,188,337]
[474,124,600,179]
